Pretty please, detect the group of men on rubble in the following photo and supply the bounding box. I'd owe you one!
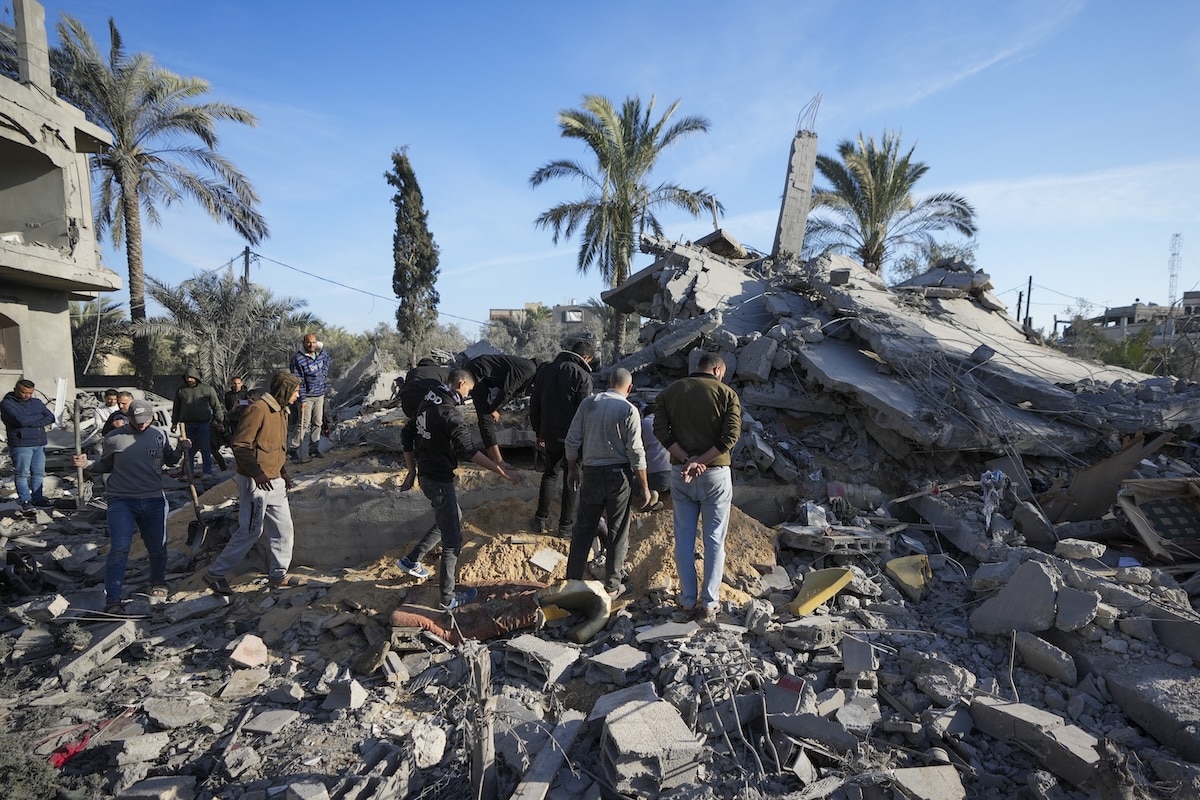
[394,342,742,624]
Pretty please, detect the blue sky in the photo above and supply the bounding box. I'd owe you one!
[17,0,1200,338]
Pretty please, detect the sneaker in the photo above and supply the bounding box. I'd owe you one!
[203,572,233,595]
[397,557,431,580]
[17,501,33,514]
[530,516,547,534]
[31,497,54,509]
[671,606,697,624]
[443,587,478,611]
[697,607,718,625]
[607,584,628,601]
[556,527,573,540]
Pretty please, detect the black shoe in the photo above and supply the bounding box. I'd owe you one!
[31,497,54,509]
[530,516,547,534]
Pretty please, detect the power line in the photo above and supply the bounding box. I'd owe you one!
[249,252,491,327]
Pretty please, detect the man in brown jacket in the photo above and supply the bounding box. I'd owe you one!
[204,371,306,593]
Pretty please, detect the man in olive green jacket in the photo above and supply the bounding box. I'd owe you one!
[171,367,224,476]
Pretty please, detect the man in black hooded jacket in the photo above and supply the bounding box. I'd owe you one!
[529,340,594,536]
[462,354,537,466]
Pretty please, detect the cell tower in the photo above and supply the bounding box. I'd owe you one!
[1168,232,1182,308]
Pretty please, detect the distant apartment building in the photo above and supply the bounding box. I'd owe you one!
[1065,293,1200,343]
[1,0,121,399]
[488,302,600,341]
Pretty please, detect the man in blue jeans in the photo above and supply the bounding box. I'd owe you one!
[653,352,742,624]
[73,401,191,613]
[395,369,520,610]
[1,379,56,513]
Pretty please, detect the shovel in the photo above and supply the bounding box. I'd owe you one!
[179,424,209,551]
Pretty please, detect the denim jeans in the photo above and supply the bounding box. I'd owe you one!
[209,474,294,581]
[670,465,733,611]
[184,419,214,475]
[106,494,168,604]
[565,465,634,593]
[10,445,45,505]
[405,478,463,606]
[535,439,579,532]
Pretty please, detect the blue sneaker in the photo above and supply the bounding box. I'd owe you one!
[397,557,431,580]
[444,587,478,610]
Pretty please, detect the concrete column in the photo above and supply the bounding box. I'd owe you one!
[14,0,53,93]
[772,129,818,258]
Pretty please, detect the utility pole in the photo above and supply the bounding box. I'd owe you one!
[242,246,251,286]
[1024,276,1033,328]
[1016,291,1024,323]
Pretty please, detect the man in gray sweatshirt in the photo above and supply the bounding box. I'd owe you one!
[74,401,191,613]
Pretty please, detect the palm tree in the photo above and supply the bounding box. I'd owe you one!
[55,15,269,387]
[805,131,976,274]
[70,298,130,376]
[134,273,316,388]
[530,95,720,356]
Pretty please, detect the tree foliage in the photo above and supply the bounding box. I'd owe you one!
[54,14,268,387]
[530,94,719,356]
[889,239,978,285]
[70,298,130,377]
[386,148,440,360]
[483,305,563,361]
[805,131,976,274]
[133,273,316,387]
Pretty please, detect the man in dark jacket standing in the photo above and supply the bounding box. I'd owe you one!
[463,354,537,466]
[1,379,56,512]
[395,369,520,610]
[529,340,594,536]
[171,367,224,476]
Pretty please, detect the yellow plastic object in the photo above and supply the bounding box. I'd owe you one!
[787,567,853,616]
[884,555,933,601]
[541,604,571,621]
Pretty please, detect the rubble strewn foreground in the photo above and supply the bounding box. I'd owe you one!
[4,439,1200,800]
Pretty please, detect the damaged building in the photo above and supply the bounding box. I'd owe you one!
[0,0,121,395]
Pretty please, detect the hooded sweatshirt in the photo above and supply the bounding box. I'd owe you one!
[172,368,224,426]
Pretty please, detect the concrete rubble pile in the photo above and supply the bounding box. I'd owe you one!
[607,231,1200,490]
[3,466,1200,799]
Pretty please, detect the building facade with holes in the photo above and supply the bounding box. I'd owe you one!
[1,0,120,406]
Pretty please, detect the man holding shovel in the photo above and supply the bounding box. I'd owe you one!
[72,401,191,614]
[203,372,304,594]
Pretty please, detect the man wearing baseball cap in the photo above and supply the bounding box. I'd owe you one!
[74,401,192,614]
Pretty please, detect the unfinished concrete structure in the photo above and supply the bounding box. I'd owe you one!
[0,0,119,398]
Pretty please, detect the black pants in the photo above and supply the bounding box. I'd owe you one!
[535,439,579,532]
[565,465,633,593]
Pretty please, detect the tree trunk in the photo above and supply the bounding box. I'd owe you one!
[612,311,627,359]
[121,182,153,388]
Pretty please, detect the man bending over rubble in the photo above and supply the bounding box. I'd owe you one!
[654,352,741,624]
[203,371,304,594]
[463,353,538,466]
[73,401,191,613]
[396,369,521,610]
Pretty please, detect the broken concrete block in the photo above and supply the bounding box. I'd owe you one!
[1117,616,1158,643]
[767,712,859,755]
[884,555,932,601]
[1054,538,1106,560]
[118,775,197,799]
[840,636,878,672]
[220,668,270,700]
[970,696,1100,787]
[1115,566,1152,585]
[244,709,301,735]
[600,700,702,796]
[285,782,330,800]
[115,731,171,766]
[529,547,566,574]
[1105,659,1200,761]
[735,335,777,383]
[912,659,976,707]
[1013,501,1055,544]
[322,679,367,710]
[1015,632,1077,685]
[21,593,70,621]
[970,560,1020,592]
[778,616,851,651]
[1054,586,1099,631]
[586,644,650,686]
[164,593,231,623]
[970,560,1059,634]
[60,620,138,684]
[224,743,260,779]
[143,696,213,729]
[834,696,880,737]
[229,633,269,668]
[504,634,578,689]
[588,682,660,723]
[889,765,966,800]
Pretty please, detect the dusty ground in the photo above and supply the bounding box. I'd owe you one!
[162,455,777,643]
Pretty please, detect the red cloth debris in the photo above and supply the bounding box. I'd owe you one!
[49,731,91,768]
